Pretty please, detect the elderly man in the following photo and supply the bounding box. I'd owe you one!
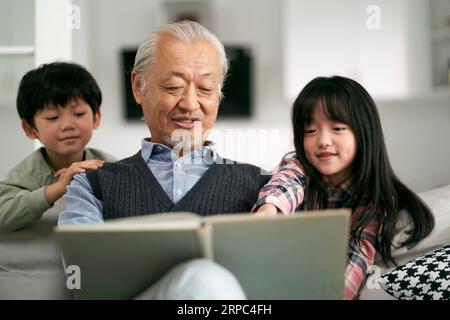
[58,21,269,299]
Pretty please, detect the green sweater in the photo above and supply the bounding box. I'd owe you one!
[0,147,116,232]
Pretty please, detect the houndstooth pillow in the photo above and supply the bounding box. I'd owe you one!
[378,244,450,300]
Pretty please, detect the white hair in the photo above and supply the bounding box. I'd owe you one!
[133,20,229,97]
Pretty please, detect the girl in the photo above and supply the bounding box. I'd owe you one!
[253,76,434,299]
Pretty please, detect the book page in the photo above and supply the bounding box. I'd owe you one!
[107,212,201,224]
[196,222,214,260]
[56,212,203,232]
[56,228,207,299]
[208,209,350,299]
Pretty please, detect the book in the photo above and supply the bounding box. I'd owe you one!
[55,209,350,299]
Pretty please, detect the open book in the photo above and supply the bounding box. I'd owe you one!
[55,209,350,300]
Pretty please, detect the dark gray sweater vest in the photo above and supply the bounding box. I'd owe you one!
[86,151,270,220]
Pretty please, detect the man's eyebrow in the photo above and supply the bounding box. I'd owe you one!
[161,71,216,81]
[199,72,214,78]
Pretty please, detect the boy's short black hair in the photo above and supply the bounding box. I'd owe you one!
[16,62,102,127]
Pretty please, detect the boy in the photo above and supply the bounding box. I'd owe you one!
[0,62,116,232]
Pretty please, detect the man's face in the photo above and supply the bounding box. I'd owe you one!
[132,35,221,153]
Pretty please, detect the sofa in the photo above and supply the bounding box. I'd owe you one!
[1,184,449,300]
[358,184,450,299]
[0,199,71,299]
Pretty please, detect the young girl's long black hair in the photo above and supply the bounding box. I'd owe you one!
[291,76,434,265]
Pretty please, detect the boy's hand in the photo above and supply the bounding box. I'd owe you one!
[253,204,279,216]
[45,160,104,205]
[55,160,105,186]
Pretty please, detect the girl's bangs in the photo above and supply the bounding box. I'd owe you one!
[301,94,350,126]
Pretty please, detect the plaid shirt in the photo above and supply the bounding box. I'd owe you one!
[252,153,380,300]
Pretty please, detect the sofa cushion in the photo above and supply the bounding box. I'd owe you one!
[358,184,450,300]
[387,184,450,266]
[0,199,72,299]
[378,244,450,300]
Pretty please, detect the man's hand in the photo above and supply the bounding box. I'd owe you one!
[253,203,279,216]
[45,160,105,205]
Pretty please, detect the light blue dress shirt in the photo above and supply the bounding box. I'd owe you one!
[58,139,217,225]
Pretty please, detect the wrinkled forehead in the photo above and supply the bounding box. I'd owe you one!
[153,35,220,73]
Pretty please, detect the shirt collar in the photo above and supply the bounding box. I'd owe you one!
[141,138,217,164]
[325,178,353,199]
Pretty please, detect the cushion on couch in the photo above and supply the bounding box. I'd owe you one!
[358,184,450,300]
[388,184,450,266]
[377,244,450,300]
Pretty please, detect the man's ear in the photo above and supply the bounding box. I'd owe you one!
[131,70,143,106]
[21,119,38,139]
[93,110,101,129]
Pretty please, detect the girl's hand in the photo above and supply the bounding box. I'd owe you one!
[254,204,279,216]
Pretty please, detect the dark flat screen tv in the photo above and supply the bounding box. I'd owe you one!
[121,45,252,121]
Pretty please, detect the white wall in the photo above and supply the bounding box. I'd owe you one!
[283,0,431,100]
[1,0,449,193]
[72,0,450,192]
[77,0,293,172]
[0,0,35,180]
